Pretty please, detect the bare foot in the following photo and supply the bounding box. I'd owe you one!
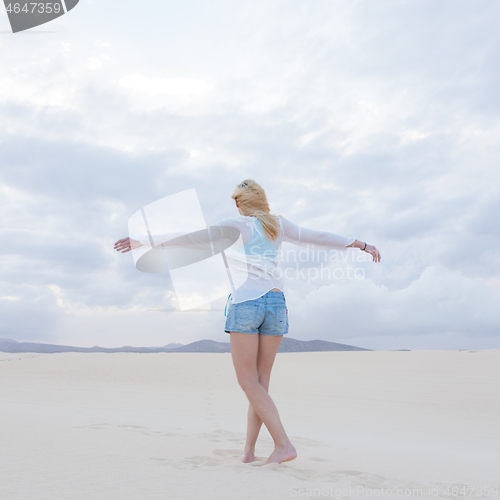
[242,450,258,463]
[261,443,297,465]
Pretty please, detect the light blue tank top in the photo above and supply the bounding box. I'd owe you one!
[242,218,278,259]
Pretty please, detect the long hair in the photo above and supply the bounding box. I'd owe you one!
[232,179,281,241]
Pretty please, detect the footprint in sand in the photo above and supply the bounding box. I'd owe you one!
[75,422,185,438]
[309,456,333,462]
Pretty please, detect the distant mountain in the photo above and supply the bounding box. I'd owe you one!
[0,337,371,354]
[278,337,370,352]
[174,339,229,352]
[164,342,184,349]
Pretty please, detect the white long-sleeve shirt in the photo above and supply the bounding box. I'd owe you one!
[131,215,355,306]
[213,216,355,305]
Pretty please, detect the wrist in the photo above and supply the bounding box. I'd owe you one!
[348,239,368,250]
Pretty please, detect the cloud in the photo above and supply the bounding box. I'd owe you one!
[87,57,102,70]
[286,265,500,344]
[118,74,215,111]
[0,0,499,348]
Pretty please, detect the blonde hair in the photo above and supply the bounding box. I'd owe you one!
[232,179,281,241]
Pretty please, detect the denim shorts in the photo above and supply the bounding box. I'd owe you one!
[224,290,289,336]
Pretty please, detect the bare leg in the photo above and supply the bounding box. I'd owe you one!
[243,404,262,463]
[230,332,297,465]
[243,334,280,462]
[244,285,285,461]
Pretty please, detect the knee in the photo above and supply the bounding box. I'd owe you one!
[258,375,270,391]
[237,376,260,393]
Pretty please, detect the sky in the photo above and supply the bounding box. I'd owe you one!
[1,0,499,350]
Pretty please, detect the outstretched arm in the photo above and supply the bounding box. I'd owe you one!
[280,216,355,249]
[113,230,189,253]
[279,217,381,262]
[113,218,245,254]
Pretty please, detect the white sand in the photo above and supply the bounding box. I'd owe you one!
[1,349,499,499]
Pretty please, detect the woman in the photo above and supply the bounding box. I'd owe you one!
[114,179,381,466]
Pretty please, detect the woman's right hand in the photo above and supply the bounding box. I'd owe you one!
[114,237,143,253]
[363,244,381,262]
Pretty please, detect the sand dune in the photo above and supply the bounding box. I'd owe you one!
[1,349,499,499]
